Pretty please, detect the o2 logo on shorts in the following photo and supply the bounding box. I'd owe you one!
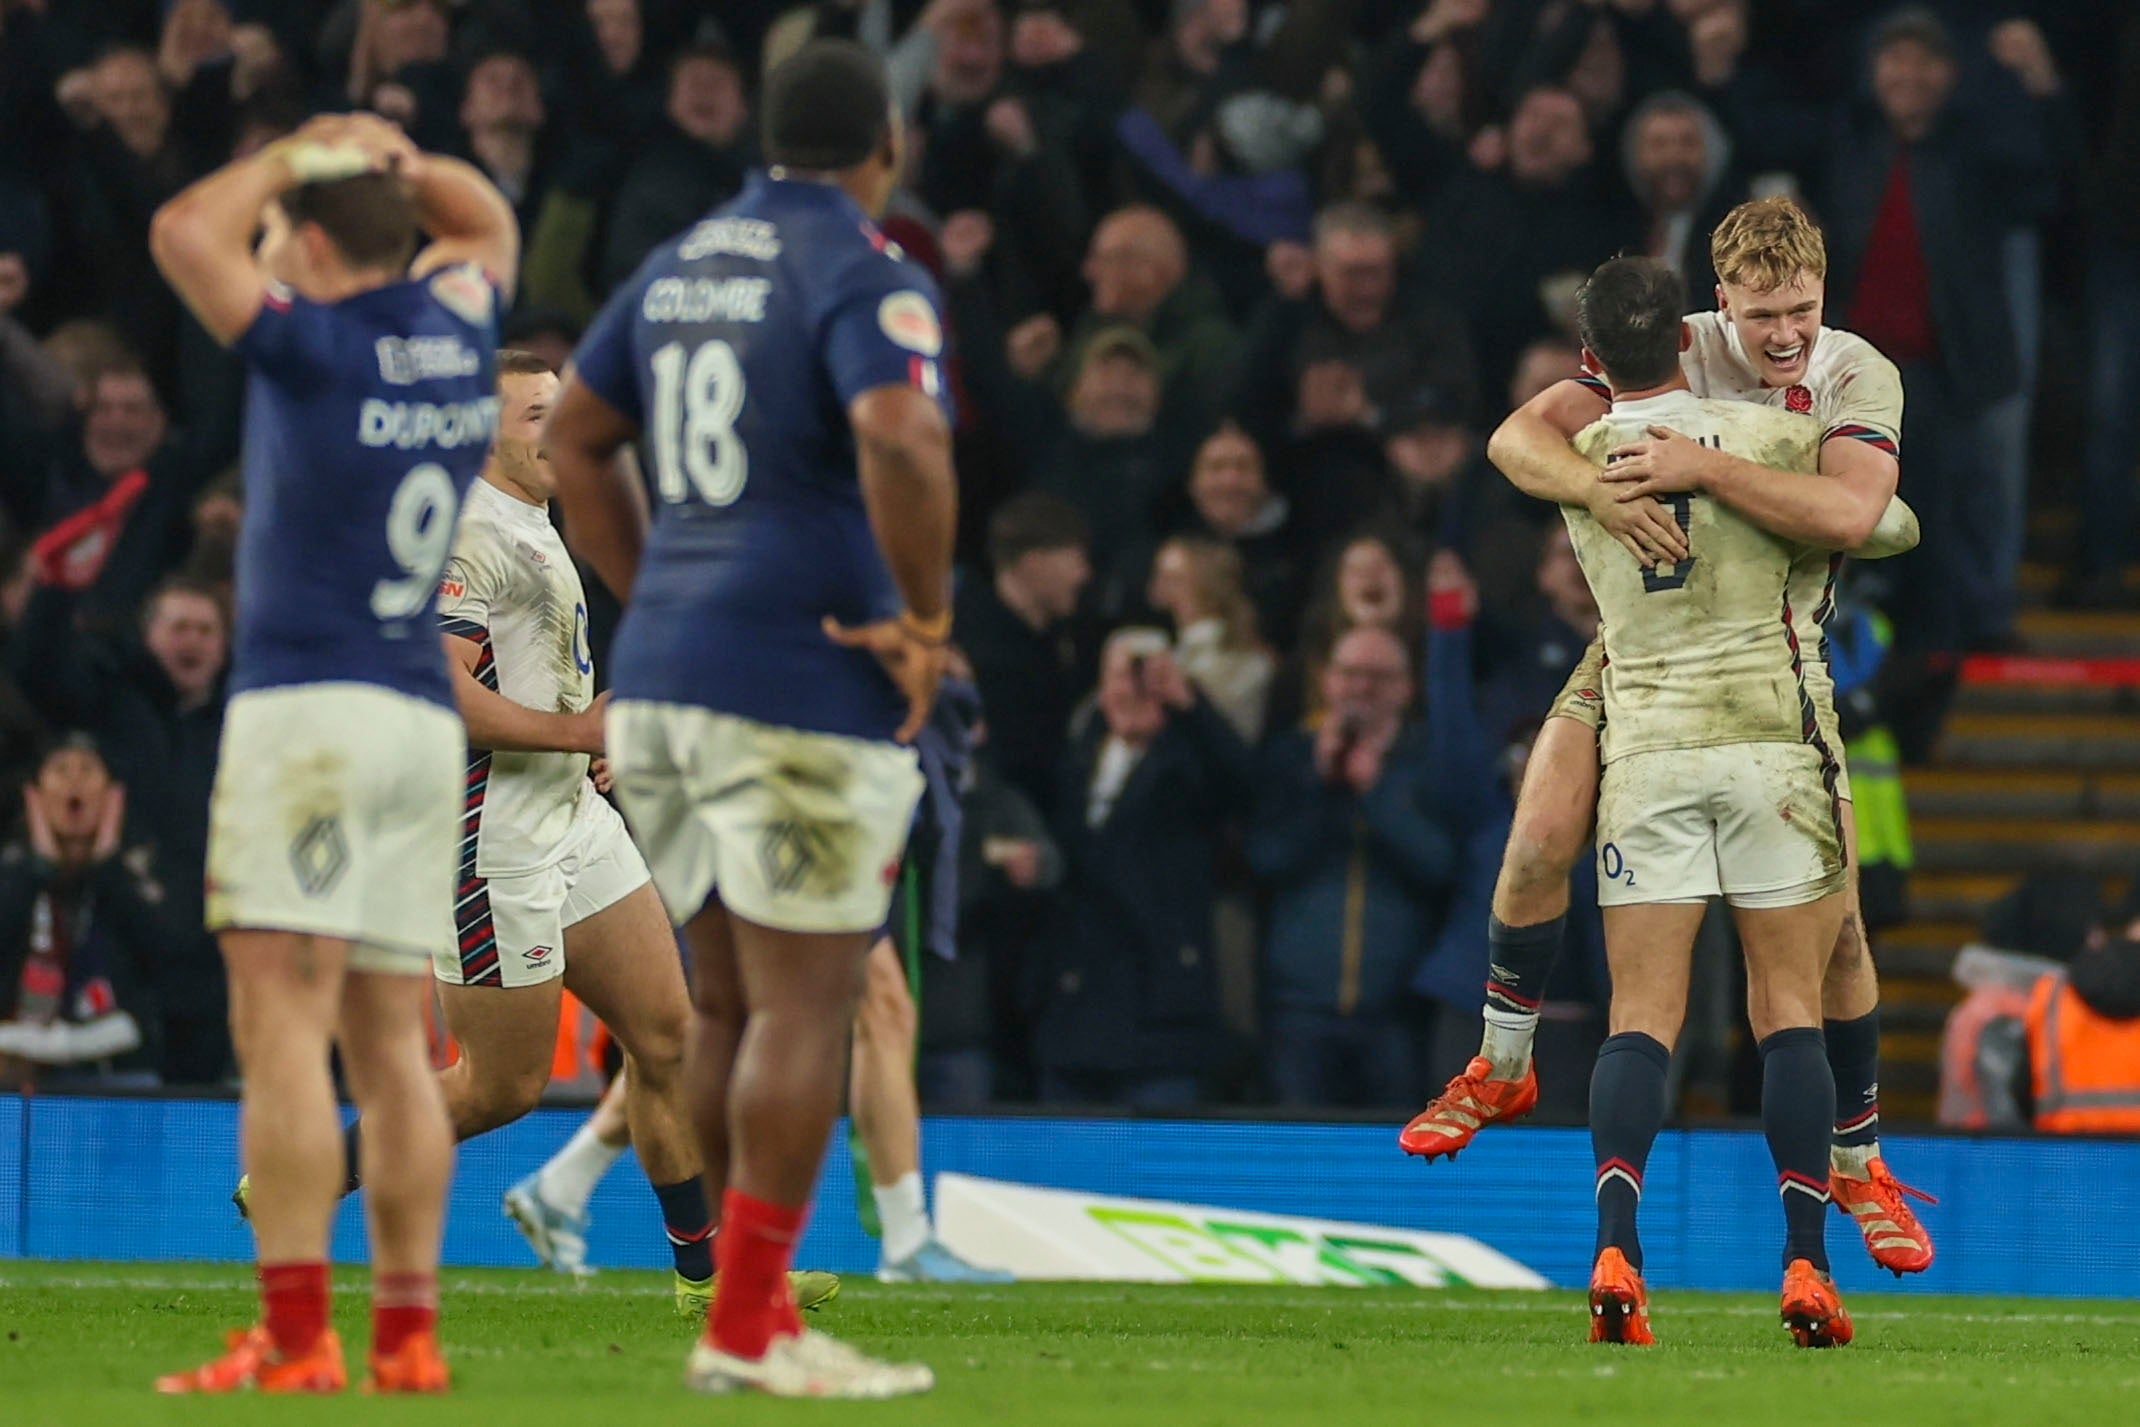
[1601,842,1636,888]
[572,601,593,675]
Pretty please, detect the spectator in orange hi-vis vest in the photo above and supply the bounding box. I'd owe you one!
[2024,885,2140,1135]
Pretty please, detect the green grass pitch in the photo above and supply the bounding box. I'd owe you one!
[3,1262,2136,1426]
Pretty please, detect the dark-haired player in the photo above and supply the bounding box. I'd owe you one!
[1560,257,1855,1347]
[548,39,953,1398]
[149,112,517,1393]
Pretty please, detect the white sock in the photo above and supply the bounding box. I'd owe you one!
[537,1122,626,1216]
[873,1171,931,1264]
[1830,1141,1879,1180]
[1480,1007,1539,1080]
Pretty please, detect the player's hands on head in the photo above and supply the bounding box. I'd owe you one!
[823,614,948,745]
[1603,425,1712,501]
[1584,481,1687,568]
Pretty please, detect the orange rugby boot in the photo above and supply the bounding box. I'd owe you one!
[1587,1247,1654,1345]
[155,1325,347,1394]
[365,1330,451,1394]
[1831,1156,1936,1276]
[1398,1056,1538,1159]
[1780,1259,1853,1348]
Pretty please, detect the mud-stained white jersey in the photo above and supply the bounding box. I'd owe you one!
[1566,390,1826,762]
[1577,312,1904,685]
[436,478,597,875]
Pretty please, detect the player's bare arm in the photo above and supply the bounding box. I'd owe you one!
[824,383,958,744]
[402,148,521,302]
[150,113,378,343]
[1489,379,1689,567]
[1603,423,1908,556]
[548,379,650,601]
[441,633,607,755]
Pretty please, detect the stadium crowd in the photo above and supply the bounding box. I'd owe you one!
[0,0,2135,1111]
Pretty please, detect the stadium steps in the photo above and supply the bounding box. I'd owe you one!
[2015,559,2140,604]
[1873,640,2140,1122]
[1936,713,2140,769]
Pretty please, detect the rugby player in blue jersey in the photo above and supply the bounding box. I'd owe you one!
[547,41,955,1399]
[149,112,516,1395]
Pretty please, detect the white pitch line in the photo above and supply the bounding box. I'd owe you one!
[5,1273,2140,1328]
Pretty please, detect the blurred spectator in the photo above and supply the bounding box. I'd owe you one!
[458,50,551,242]
[1145,534,1273,743]
[2071,8,2140,605]
[1034,633,1253,1106]
[1823,8,2075,653]
[2023,891,2140,1134]
[1476,523,1599,759]
[1275,527,1424,732]
[1066,205,1235,417]
[1620,89,1742,301]
[926,665,1066,1107]
[910,5,1095,327]
[955,492,1095,814]
[1178,420,1310,651]
[1248,625,1462,1107]
[983,325,1195,618]
[343,0,459,150]
[13,575,229,1083]
[1232,202,1478,544]
[1425,84,1620,398]
[0,736,167,1088]
[7,356,237,633]
[1356,1,1493,210]
[598,41,751,294]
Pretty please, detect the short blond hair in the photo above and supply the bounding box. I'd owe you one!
[1710,196,1828,292]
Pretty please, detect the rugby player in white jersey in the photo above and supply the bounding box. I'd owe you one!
[1559,256,1855,1347]
[1401,197,1936,1277]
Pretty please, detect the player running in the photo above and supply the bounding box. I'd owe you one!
[149,113,516,1393]
[547,39,954,1398]
[1563,257,1854,1348]
[1401,198,1937,1277]
[232,351,837,1318]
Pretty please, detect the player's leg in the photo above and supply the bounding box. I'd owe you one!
[507,1065,628,1275]
[1819,801,1936,1272]
[1586,900,1701,1347]
[158,930,355,1393]
[337,960,455,1391]
[560,878,725,1302]
[1400,701,1600,1158]
[850,937,1013,1283]
[1735,890,1854,1348]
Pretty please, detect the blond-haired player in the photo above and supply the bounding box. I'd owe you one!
[1400,197,1937,1279]
[1561,257,1854,1348]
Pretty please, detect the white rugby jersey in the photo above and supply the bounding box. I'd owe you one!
[437,477,596,875]
[1578,312,1904,679]
[1567,390,1824,761]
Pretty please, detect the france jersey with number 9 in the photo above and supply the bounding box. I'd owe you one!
[229,264,500,705]
[569,172,955,743]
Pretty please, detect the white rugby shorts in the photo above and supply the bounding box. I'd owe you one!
[1594,741,1846,909]
[435,785,651,988]
[606,702,923,934]
[206,683,463,973]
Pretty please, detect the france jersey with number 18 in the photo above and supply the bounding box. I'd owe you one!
[569,171,955,744]
[229,264,500,704]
